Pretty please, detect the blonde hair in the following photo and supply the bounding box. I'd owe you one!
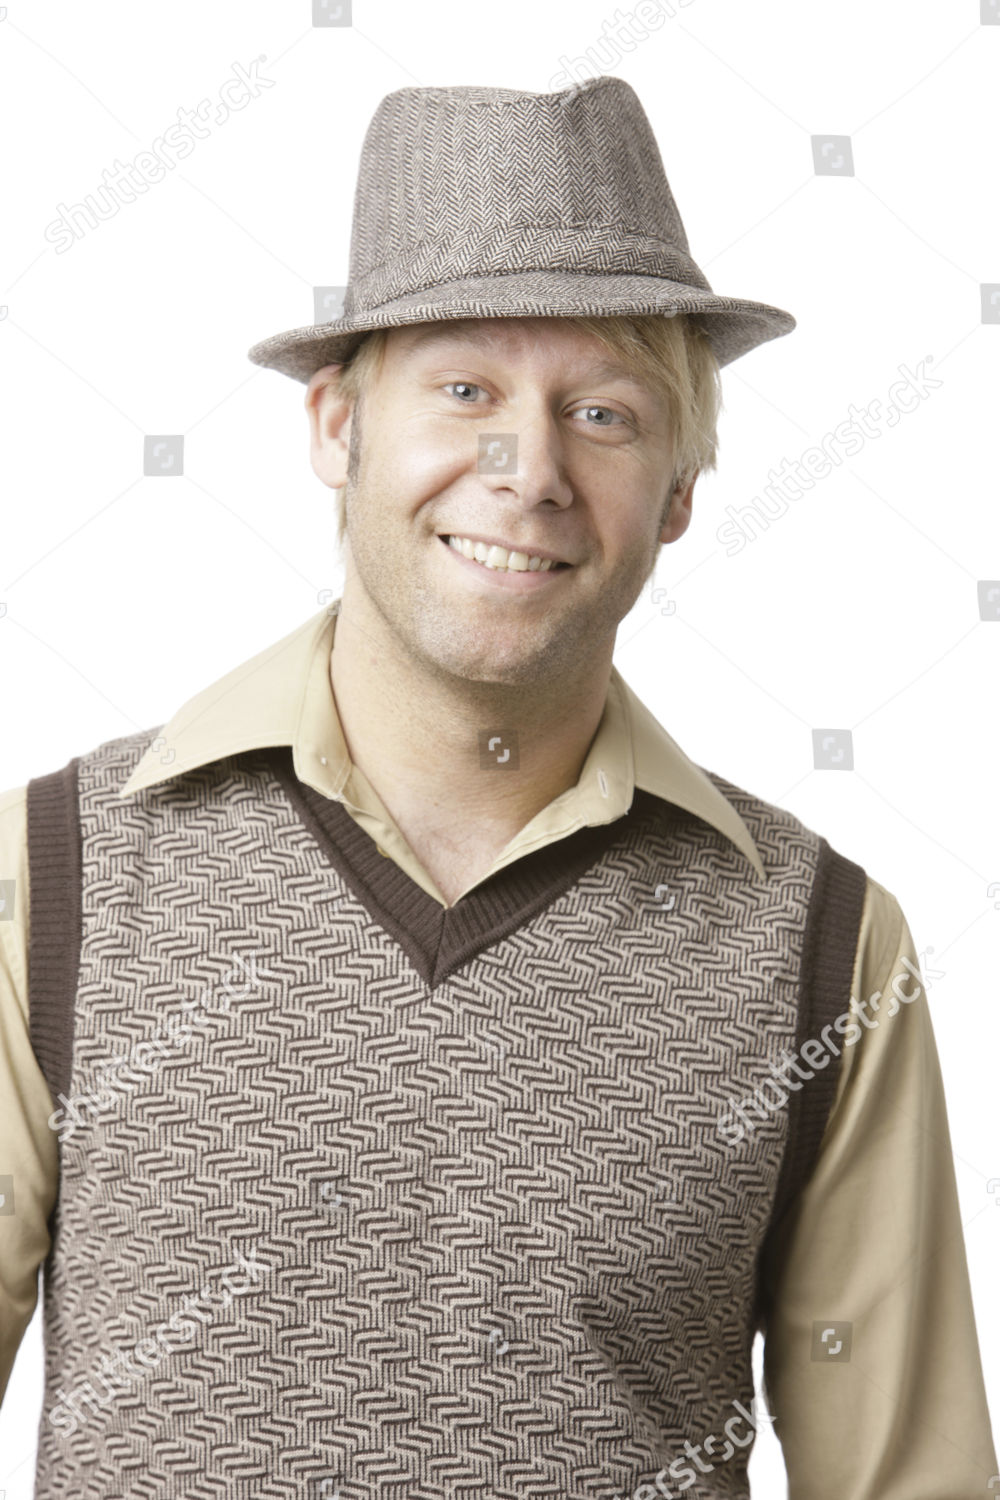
[325,313,723,548]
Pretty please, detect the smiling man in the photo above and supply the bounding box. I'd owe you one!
[2,76,996,1500]
[305,314,699,905]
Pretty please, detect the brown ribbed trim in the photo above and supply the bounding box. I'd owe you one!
[264,745,683,991]
[752,836,868,1334]
[25,756,82,1110]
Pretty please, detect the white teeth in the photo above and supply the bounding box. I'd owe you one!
[446,535,557,572]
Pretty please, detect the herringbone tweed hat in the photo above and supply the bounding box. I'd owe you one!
[247,75,796,383]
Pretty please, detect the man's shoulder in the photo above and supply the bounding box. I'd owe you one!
[0,781,29,886]
[695,762,864,868]
[0,727,167,834]
[0,780,28,821]
[702,766,906,952]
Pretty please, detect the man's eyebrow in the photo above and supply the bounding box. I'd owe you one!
[396,325,655,391]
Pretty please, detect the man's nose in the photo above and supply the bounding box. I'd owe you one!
[474,407,574,509]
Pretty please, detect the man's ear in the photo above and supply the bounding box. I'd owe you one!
[660,469,698,545]
[304,364,354,488]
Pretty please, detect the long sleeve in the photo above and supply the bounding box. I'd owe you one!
[0,783,60,1405]
[759,875,998,1496]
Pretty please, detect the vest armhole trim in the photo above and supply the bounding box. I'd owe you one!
[753,837,868,1333]
[25,755,82,1111]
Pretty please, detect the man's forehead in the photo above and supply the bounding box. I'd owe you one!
[391,318,652,388]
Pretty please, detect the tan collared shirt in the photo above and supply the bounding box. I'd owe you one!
[1,604,996,1494]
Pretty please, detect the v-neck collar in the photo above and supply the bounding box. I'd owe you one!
[264,744,671,990]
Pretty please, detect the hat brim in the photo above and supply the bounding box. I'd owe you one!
[247,270,795,383]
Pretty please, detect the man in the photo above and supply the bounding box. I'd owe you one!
[303,311,704,909]
[1,77,995,1499]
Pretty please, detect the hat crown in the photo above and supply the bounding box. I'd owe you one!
[343,76,711,315]
[246,75,796,383]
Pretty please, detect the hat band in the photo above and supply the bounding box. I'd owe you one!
[344,225,713,314]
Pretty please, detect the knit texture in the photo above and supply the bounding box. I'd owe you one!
[26,727,866,1499]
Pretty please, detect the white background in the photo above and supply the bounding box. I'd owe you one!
[0,1,998,1495]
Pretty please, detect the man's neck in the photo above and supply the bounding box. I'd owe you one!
[327,593,612,870]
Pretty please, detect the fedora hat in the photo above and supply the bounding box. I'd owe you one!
[247,75,795,383]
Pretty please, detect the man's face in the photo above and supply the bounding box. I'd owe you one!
[306,316,695,689]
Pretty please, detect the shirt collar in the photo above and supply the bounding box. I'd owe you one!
[119,600,765,880]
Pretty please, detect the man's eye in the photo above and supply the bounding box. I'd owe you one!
[442,383,626,426]
[575,405,626,427]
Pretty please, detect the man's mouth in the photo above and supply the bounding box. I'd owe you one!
[439,534,571,573]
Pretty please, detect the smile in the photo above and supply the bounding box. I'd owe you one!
[442,534,570,570]
[439,535,572,591]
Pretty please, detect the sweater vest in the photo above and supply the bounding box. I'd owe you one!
[24,725,867,1500]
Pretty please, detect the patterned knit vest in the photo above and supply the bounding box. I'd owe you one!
[25,725,867,1500]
